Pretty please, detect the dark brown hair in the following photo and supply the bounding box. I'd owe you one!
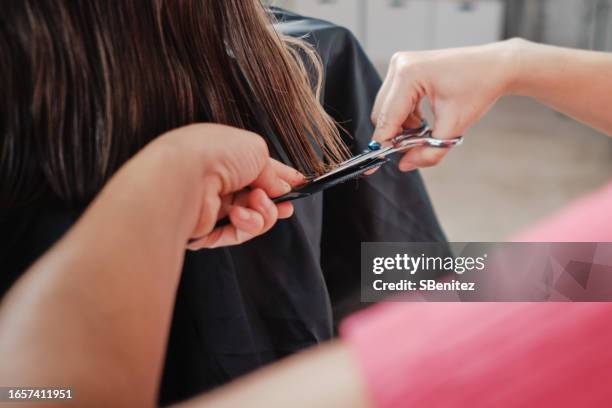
[0,0,350,209]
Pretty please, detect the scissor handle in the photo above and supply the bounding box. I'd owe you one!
[393,120,463,148]
[424,135,463,148]
[393,121,430,141]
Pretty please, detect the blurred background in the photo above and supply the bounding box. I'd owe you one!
[270,0,612,241]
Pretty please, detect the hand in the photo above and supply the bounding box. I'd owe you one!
[371,39,522,171]
[150,124,304,249]
[188,158,303,249]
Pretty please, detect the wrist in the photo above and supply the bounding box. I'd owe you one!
[501,38,546,97]
[498,38,530,95]
[142,137,215,240]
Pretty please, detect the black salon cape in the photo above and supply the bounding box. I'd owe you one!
[0,9,450,405]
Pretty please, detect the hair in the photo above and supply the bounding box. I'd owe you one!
[0,0,350,210]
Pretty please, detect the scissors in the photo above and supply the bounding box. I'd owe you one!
[290,120,463,190]
[189,120,462,242]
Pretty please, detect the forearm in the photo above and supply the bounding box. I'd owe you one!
[340,302,612,408]
[178,341,371,408]
[0,142,201,406]
[509,39,612,136]
[0,123,287,406]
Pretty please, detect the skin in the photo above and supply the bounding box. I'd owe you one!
[2,39,612,407]
[371,38,612,171]
[186,39,612,407]
[0,123,304,407]
[178,341,370,408]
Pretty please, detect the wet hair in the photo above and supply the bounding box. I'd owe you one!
[0,0,350,209]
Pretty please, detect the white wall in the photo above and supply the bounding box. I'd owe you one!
[506,0,612,51]
[540,0,612,51]
[274,0,504,65]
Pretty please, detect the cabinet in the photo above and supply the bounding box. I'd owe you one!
[432,1,504,49]
[279,0,505,65]
[365,0,431,64]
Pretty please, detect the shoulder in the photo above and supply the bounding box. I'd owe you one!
[270,7,360,58]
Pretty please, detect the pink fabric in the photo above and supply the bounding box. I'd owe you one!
[341,181,612,407]
[514,180,612,242]
[341,302,612,408]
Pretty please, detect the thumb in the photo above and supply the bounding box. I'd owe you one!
[372,80,419,143]
[189,178,223,241]
[432,101,464,139]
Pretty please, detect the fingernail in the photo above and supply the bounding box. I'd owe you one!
[368,141,381,151]
[399,162,417,172]
[265,196,275,209]
[236,207,251,221]
[258,196,274,212]
[280,180,291,193]
[372,128,381,142]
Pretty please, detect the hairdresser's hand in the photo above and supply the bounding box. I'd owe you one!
[371,39,520,171]
[150,124,303,250]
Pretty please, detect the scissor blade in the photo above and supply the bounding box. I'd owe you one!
[310,146,393,183]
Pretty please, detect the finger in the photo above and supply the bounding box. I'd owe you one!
[415,102,425,121]
[228,206,265,236]
[402,111,424,129]
[215,193,238,222]
[187,207,265,250]
[432,101,464,139]
[187,188,263,249]
[251,158,306,198]
[268,159,306,188]
[219,187,293,223]
[250,161,291,198]
[371,62,397,125]
[277,201,294,219]
[188,188,280,250]
[190,187,223,240]
[249,188,278,232]
[250,159,305,199]
[364,166,381,176]
[372,77,419,143]
[398,146,449,171]
[235,187,293,219]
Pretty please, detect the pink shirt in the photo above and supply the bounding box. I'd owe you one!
[514,180,612,242]
[341,181,612,407]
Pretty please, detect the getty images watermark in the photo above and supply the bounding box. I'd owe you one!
[361,242,612,302]
[372,252,487,292]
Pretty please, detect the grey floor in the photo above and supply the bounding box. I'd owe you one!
[419,96,612,241]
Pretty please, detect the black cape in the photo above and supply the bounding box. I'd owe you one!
[0,8,450,405]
